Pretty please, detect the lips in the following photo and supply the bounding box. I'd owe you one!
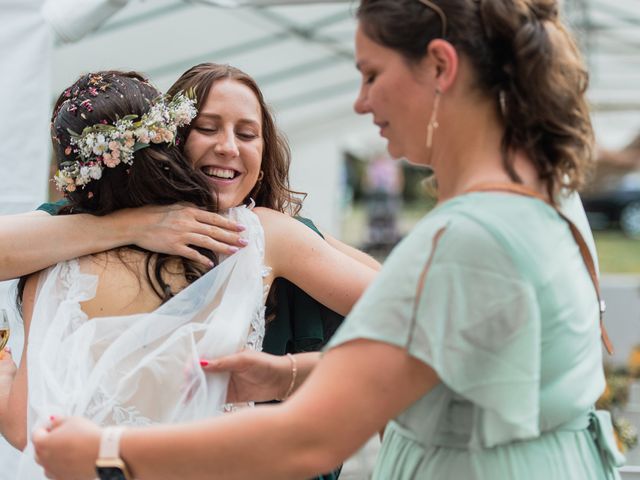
[374,120,389,135]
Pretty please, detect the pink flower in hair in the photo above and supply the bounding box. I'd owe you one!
[102,152,119,168]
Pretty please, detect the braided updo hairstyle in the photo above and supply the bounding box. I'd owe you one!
[357,0,594,196]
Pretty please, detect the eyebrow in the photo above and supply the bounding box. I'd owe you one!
[196,112,260,127]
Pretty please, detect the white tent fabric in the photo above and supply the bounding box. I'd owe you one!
[0,0,51,216]
[0,0,51,470]
[43,0,347,44]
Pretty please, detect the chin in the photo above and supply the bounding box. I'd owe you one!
[403,146,432,167]
[218,198,239,210]
[386,141,404,160]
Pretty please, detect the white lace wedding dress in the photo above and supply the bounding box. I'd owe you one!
[17,205,268,479]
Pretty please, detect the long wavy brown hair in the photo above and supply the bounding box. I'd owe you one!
[168,63,306,215]
[358,0,595,197]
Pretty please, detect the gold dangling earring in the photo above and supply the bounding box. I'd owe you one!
[426,88,442,149]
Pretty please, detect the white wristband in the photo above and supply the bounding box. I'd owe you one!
[99,426,126,460]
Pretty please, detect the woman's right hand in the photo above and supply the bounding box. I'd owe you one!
[116,204,248,267]
[201,351,292,403]
[0,347,16,402]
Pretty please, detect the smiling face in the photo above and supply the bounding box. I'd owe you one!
[353,24,435,166]
[184,79,264,210]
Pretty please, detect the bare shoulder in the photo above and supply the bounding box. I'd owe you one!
[251,207,299,239]
[251,206,289,224]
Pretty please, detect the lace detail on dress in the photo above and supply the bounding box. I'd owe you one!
[112,405,153,426]
[85,388,153,427]
[59,257,80,291]
[224,206,271,353]
[56,258,96,334]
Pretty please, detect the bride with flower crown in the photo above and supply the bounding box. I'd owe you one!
[0,71,376,479]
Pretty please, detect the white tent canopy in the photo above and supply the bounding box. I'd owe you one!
[3,0,640,219]
[45,0,640,218]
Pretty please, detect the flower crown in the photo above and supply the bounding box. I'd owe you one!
[54,91,197,193]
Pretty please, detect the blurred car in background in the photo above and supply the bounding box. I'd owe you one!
[583,171,640,238]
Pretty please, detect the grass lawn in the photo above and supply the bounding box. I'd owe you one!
[594,231,640,274]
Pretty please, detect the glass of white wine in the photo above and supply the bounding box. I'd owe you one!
[0,309,10,353]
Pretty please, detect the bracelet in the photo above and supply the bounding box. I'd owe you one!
[279,353,297,401]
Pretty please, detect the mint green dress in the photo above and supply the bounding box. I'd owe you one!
[328,192,624,479]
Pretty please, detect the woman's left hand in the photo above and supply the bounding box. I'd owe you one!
[33,416,101,480]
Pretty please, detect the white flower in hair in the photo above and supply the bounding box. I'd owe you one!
[92,134,108,156]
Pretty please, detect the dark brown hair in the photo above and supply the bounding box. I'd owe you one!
[358,0,595,195]
[167,63,306,214]
[18,71,217,308]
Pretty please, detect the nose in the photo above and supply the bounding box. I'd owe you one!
[213,129,239,158]
[353,86,371,115]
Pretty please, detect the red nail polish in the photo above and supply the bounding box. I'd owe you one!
[200,360,209,367]
[49,415,56,422]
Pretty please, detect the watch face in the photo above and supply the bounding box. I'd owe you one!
[96,466,128,480]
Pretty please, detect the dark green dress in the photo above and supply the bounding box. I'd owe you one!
[37,201,343,480]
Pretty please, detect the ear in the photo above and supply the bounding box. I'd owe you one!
[425,39,458,93]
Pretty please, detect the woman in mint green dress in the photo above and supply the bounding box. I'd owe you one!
[31,0,624,479]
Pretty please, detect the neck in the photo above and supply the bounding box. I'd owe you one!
[429,97,546,203]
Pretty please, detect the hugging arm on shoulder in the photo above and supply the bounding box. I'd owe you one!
[0,205,247,281]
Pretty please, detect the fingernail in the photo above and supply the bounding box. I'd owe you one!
[228,246,239,254]
[237,224,247,232]
[238,238,249,246]
[199,360,209,367]
[49,415,56,422]
[208,260,215,268]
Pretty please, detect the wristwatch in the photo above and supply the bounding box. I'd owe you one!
[95,426,132,480]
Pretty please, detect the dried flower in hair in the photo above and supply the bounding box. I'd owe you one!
[80,100,94,112]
